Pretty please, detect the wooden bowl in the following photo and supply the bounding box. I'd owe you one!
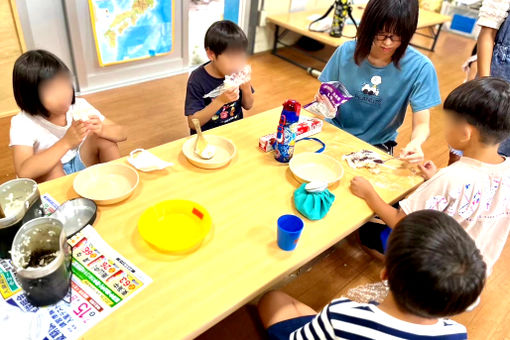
[73,163,139,205]
[182,135,236,169]
[289,152,344,186]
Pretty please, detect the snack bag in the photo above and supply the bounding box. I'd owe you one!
[203,65,251,98]
[304,81,352,119]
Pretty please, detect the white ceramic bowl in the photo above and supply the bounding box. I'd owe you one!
[289,152,344,186]
[73,163,139,205]
[182,135,236,169]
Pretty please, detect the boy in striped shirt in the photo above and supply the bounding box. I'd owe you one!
[258,211,486,340]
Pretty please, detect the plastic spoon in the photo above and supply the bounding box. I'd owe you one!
[374,157,399,170]
[192,119,216,160]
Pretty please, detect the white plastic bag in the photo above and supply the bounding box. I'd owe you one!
[203,65,251,98]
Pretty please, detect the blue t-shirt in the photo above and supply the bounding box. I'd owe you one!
[319,41,441,145]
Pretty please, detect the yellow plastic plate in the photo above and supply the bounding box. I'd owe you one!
[138,200,212,254]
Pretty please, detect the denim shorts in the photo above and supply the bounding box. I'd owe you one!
[62,153,86,175]
[267,316,315,340]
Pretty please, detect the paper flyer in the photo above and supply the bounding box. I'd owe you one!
[0,225,152,340]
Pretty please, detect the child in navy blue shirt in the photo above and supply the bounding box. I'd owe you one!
[185,20,254,132]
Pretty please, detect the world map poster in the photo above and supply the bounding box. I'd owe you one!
[88,0,174,66]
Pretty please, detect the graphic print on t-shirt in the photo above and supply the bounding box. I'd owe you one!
[211,101,239,124]
[354,75,383,107]
[362,75,382,96]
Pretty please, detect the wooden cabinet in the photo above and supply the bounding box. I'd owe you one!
[0,0,25,118]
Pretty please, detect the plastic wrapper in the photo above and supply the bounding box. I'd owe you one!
[304,81,352,119]
[203,65,251,98]
[345,280,389,304]
[72,106,94,122]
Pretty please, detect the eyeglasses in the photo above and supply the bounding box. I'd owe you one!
[375,33,401,42]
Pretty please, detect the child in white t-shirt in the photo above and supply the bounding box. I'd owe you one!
[10,50,127,182]
[350,78,510,274]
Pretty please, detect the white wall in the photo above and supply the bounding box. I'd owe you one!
[254,0,292,53]
[15,0,74,73]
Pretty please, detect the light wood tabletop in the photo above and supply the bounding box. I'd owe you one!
[39,107,423,339]
[266,7,452,48]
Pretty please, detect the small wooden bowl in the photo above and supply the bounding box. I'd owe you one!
[73,163,139,205]
[182,135,236,169]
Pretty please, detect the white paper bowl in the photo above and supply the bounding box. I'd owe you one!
[289,152,344,186]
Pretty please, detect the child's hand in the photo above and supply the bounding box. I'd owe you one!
[240,66,251,87]
[350,176,376,200]
[63,120,88,148]
[240,80,251,92]
[399,142,424,164]
[217,87,239,104]
[86,115,103,136]
[418,160,438,180]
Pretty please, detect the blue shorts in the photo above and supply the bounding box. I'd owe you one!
[359,222,392,254]
[62,153,86,175]
[267,316,315,340]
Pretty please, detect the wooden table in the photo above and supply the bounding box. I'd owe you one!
[266,7,451,72]
[39,108,423,339]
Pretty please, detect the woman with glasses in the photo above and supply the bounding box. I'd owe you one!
[318,0,440,162]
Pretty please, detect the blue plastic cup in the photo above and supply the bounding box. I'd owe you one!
[277,214,304,251]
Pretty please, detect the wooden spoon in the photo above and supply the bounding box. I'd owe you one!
[192,119,216,160]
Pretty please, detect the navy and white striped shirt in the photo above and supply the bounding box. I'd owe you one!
[291,298,467,340]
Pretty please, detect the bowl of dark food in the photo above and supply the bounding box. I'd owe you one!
[11,217,72,306]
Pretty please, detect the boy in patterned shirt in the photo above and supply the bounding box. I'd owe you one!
[350,77,510,274]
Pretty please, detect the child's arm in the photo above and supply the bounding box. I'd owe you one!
[476,0,510,77]
[240,81,254,110]
[86,117,127,143]
[350,176,407,228]
[187,87,239,129]
[13,120,88,179]
[477,26,498,77]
